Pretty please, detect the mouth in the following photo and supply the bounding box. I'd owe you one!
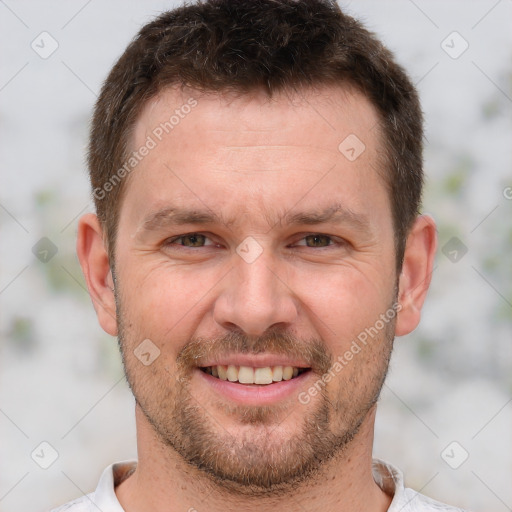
[199,365,311,385]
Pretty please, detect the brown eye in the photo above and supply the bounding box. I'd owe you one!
[169,234,209,247]
[302,234,333,248]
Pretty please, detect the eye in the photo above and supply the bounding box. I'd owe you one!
[294,234,336,248]
[165,233,215,248]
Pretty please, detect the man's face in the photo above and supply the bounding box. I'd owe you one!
[114,86,397,492]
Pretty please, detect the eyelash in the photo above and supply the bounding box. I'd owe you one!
[163,233,345,250]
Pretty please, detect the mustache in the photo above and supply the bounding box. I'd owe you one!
[176,328,333,375]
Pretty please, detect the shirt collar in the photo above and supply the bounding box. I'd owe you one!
[92,458,405,511]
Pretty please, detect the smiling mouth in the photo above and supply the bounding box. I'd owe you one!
[200,365,311,385]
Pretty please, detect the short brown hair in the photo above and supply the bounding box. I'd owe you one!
[88,0,423,269]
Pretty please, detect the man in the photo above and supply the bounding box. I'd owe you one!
[56,0,463,510]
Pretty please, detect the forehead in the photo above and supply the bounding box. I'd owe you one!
[122,84,388,232]
[132,84,381,156]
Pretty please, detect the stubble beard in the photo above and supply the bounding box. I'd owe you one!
[116,295,395,496]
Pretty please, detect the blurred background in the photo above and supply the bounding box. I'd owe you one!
[0,1,511,511]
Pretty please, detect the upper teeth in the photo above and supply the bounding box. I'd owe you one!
[203,365,301,384]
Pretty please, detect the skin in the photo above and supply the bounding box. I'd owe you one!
[77,85,437,512]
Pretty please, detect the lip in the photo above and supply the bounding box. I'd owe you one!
[196,354,311,369]
[196,368,312,406]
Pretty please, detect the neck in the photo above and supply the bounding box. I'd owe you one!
[116,406,392,512]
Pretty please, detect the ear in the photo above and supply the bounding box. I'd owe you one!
[395,215,437,337]
[76,213,118,336]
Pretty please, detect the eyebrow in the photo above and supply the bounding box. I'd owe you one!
[140,203,371,234]
[283,204,370,231]
[142,208,228,231]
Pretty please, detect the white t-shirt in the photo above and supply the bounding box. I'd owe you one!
[48,459,467,512]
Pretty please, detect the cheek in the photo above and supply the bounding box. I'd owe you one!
[291,266,394,348]
[119,263,218,347]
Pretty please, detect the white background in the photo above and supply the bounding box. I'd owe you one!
[0,1,511,511]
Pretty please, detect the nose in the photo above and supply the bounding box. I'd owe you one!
[213,250,299,337]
